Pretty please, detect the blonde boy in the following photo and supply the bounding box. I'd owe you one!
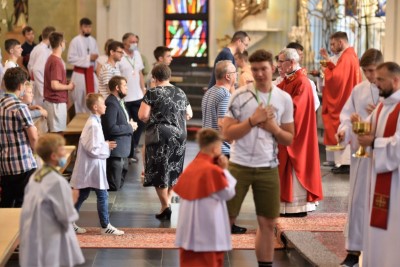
[70,93,124,235]
[19,133,84,267]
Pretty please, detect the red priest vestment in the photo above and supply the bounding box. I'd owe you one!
[322,47,361,145]
[277,68,323,203]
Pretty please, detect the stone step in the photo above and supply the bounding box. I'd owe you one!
[187,94,203,107]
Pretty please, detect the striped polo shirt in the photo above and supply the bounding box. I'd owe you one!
[201,85,231,155]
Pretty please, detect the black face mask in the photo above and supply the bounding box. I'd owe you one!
[117,90,127,99]
[83,33,91,37]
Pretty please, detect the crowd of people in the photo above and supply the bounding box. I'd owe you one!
[0,18,399,267]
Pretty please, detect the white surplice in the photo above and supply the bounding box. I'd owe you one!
[175,170,236,251]
[27,42,52,105]
[338,80,380,251]
[67,35,99,113]
[70,114,110,189]
[363,90,400,267]
[19,168,84,267]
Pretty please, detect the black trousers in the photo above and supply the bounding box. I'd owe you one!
[0,168,36,207]
[106,157,128,191]
[125,99,145,158]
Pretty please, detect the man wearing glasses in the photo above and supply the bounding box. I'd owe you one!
[98,41,124,99]
[207,31,250,90]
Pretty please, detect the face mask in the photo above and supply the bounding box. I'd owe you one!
[83,33,91,37]
[58,157,67,168]
[117,90,127,99]
[129,43,138,52]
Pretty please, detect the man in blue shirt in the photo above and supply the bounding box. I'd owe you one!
[208,31,250,89]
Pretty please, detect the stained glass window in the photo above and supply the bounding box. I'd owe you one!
[165,0,209,64]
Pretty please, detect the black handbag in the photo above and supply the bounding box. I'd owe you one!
[145,126,160,145]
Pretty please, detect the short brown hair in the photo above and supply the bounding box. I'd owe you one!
[153,46,173,61]
[196,128,222,149]
[41,26,56,40]
[86,93,104,111]
[360,49,384,67]
[22,26,34,36]
[151,63,171,82]
[49,32,64,49]
[249,49,274,67]
[108,76,127,92]
[377,62,400,76]
[107,41,124,56]
[330,31,348,42]
[235,50,249,62]
[36,133,66,162]
[231,31,250,43]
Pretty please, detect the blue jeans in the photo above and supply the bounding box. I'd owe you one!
[74,188,110,228]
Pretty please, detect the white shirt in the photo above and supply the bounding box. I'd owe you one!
[119,50,144,102]
[70,114,110,190]
[226,84,294,167]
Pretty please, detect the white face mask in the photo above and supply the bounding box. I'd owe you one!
[129,43,138,52]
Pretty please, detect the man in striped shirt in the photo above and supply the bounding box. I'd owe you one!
[0,67,38,207]
[202,60,236,157]
[98,41,124,99]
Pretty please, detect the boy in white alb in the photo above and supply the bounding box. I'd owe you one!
[70,93,124,235]
[174,128,236,267]
[19,133,84,267]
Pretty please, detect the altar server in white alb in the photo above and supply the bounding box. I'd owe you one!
[357,62,400,267]
[174,128,236,267]
[70,93,124,236]
[19,133,84,267]
[68,17,99,113]
[27,26,55,105]
[336,48,383,267]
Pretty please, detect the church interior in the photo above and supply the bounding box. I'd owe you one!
[1,0,399,266]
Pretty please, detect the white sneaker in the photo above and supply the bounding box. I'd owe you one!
[72,222,87,234]
[101,224,124,236]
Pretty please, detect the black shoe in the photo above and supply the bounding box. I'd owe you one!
[340,253,359,267]
[155,207,172,221]
[231,224,247,234]
[280,212,307,217]
[331,165,350,174]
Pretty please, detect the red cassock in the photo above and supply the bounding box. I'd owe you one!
[277,69,323,203]
[322,47,361,145]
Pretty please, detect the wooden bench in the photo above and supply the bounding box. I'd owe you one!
[0,209,21,267]
[62,113,90,146]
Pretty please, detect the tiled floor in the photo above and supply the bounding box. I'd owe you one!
[6,141,350,267]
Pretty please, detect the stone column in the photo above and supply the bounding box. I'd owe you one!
[383,0,400,62]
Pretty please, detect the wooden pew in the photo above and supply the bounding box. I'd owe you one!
[0,209,21,267]
[62,113,90,146]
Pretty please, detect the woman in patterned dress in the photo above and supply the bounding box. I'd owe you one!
[138,63,192,220]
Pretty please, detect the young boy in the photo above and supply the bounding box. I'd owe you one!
[1,39,23,93]
[336,48,384,267]
[20,81,48,119]
[70,93,124,235]
[174,128,236,267]
[21,26,36,69]
[19,133,84,267]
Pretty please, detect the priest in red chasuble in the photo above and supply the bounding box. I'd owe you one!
[320,31,361,171]
[277,48,323,216]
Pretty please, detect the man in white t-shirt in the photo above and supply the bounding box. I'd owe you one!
[223,49,294,267]
[119,33,145,163]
